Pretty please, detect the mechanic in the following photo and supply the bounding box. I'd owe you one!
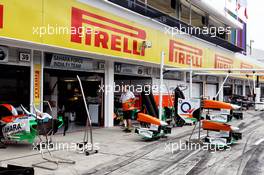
[120,86,135,133]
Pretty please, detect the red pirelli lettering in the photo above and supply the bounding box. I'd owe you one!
[71,7,146,56]
[169,40,202,67]
[0,5,3,29]
[214,55,233,69]
[240,63,254,74]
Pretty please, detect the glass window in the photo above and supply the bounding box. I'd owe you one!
[139,0,180,18]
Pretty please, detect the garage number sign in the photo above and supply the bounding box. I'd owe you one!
[19,52,31,62]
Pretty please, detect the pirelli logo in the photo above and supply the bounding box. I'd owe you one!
[71,7,147,56]
[169,40,202,67]
[0,5,3,29]
[240,63,253,73]
[214,54,233,69]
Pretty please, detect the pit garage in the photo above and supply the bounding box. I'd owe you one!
[223,78,234,102]
[0,64,30,107]
[0,46,31,108]
[186,73,203,99]
[205,76,218,100]
[113,63,152,125]
[235,79,243,96]
[43,53,105,127]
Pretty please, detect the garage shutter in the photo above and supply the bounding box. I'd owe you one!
[206,84,217,100]
[192,83,201,98]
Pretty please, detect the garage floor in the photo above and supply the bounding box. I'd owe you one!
[1,110,264,175]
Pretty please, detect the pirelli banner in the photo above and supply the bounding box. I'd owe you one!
[0,0,261,73]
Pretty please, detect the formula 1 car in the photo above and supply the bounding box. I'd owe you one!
[0,104,64,146]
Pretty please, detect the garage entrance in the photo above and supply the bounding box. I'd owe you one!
[0,64,30,108]
[44,69,104,126]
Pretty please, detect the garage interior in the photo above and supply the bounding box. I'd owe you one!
[0,64,30,108]
[43,69,104,127]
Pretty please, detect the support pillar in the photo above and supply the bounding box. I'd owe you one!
[242,80,246,96]
[104,60,114,127]
[183,71,187,82]
[218,77,224,101]
[30,50,43,112]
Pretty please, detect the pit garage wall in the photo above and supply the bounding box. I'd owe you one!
[152,78,202,100]
[152,75,249,102]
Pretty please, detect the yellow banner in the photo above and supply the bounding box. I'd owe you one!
[0,0,261,72]
[34,64,41,104]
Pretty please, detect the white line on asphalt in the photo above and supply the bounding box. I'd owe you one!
[254,138,264,145]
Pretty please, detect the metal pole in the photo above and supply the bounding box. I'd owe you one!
[30,49,34,113]
[253,74,256,104]
[40,51,44,112]
[253,73,256,94]
[189,0,192,25]
[250,40,254,55]
[189,59,193,99]
[159,51,165,121]
[77,75,94,150]
[247,76,253,96]
[215,74,229,99]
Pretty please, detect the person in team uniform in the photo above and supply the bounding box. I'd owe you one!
[120,86,135,133]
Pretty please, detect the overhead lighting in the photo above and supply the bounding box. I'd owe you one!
[64,79,76,82]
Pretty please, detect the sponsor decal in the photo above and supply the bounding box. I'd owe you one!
[180,102,193,113]
[178,99,200,115]
[3,123,22,133]
[0,4,3,29]
[34,65,41,103]
[169,40,202,67]
[71,7,147,56]
[214,54,233,69]
[2,119,29,138]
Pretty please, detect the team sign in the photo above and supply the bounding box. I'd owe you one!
[50,54,93,70]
